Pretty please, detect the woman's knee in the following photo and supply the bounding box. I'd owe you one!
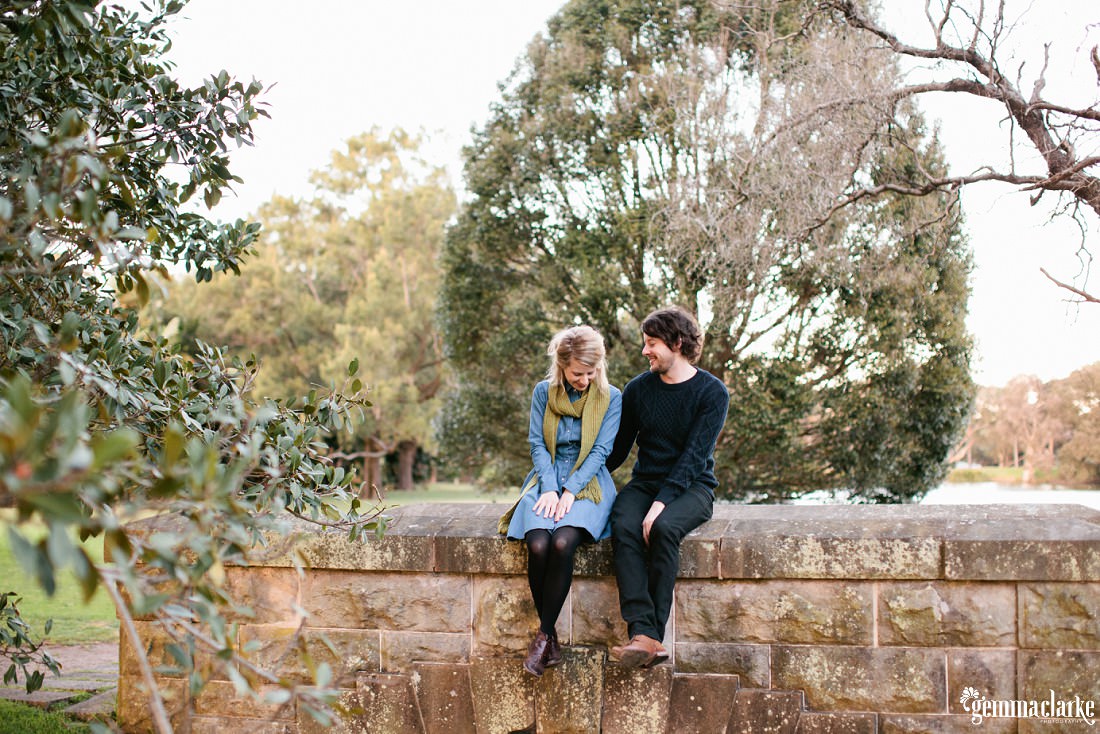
[526,530,551,558]
[550,528,582,556]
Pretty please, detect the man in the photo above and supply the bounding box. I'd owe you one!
[605,306,730,668]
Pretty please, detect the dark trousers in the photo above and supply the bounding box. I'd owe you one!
[610,479,713,642]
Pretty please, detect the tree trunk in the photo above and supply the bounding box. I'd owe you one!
[396,439,418,490]
[362,455,382,499]
[359,436,389,499]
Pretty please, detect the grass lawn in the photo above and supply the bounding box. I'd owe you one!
[0,485,500,646]
[374,481,506,505]
[0,700,92,733]
[0,510,119,646]
[946,466,1028,484]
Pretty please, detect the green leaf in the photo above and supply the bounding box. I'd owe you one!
[6,530,55,596]
[24,493,86,523]
[91,429,140,469]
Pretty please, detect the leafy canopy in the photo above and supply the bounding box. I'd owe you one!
[439,0,974,502]
[146,129,457,489]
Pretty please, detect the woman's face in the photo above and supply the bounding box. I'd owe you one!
[564,358,597,392]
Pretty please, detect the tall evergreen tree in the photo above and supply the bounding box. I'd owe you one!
[149,129,456,491]
[438,0,974,502]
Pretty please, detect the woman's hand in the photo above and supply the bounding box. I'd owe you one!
[553,490,575,522]
[533,491,559,518]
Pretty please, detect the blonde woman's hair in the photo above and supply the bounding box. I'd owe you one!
[546,325,609,393]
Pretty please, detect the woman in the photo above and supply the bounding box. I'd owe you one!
[499,325,622,677]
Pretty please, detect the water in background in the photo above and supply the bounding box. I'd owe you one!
[790,482,1100,510]
[922,481,1100,511]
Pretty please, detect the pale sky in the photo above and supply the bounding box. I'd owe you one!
[162,0,1100,388]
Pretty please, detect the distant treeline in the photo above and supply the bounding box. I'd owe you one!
[955,363,1100,487]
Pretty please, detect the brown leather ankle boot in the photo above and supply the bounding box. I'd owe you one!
[545,631,562,668]
[523,631,551,676]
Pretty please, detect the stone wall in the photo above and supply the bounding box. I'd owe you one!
[116,503,1100,733]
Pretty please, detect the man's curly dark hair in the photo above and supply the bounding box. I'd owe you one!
[640,306,704,363]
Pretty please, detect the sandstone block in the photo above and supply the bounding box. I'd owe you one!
[795,711,877,733]
[880,713,1017,733]
[224,566,303,624]
[680,518,728,578]
[674,642,767,688]
[572,540,615,577]
[772,645,946,713]
[238,625,381,685]
[469,656,537,734]
[1018,650,1100,709]
[191,716,294,734]
[570,577,622,649]
[116,675,189,733]
[192,679,294,720]
[944,515,1100,581]
[600,663,674,734]
[381,630,469,672]
[119,621,222,682]
[1019,582,1100,649]
[297,688,366,734]
[412,662,476,734]
[435,519,529,575]
[535,646,604,734]
[720,520,941,580]
[667,672,741,734]
[946,649,1016,715]
[878,582,1016,646]
[676,580,872,645]
[303,569,470,631]
[728,688,804,734]
[353,673,424,733]
[291,521,434,572]
[473,575,539,655]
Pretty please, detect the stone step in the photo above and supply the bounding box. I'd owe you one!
[667,672,743,733]
[357,657,1076,734]
[0,687,83,708]
[63,687,117,722]
[355,672,425,733]
[352,654,856,733]
[728,689,805,733]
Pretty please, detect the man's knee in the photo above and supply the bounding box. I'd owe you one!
[648,514,686,548]
[611,512,642,542]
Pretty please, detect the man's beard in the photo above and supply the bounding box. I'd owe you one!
[648,356,671,374]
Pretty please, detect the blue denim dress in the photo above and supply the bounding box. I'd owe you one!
[505,380,622,541]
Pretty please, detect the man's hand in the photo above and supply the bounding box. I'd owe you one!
[642,500,666,544]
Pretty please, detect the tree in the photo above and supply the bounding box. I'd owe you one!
[0,2,373,729]
[822,0,1100,303]
[439,0,974,502]
[148,129,456,491]
[1045,363,1100,485]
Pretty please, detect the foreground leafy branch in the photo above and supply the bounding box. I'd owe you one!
[0,2,379,729]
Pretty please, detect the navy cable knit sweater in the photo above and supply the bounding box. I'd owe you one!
[606,368,730,505]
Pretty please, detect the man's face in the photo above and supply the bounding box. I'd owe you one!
[641,334,678,374]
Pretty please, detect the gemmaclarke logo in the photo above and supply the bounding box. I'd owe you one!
[960,686,1096,726]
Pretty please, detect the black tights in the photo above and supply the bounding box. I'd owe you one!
[525,527,587,636]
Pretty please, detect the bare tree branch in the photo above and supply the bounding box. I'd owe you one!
[1040,267,1100,304]
[823,0,1100,220]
